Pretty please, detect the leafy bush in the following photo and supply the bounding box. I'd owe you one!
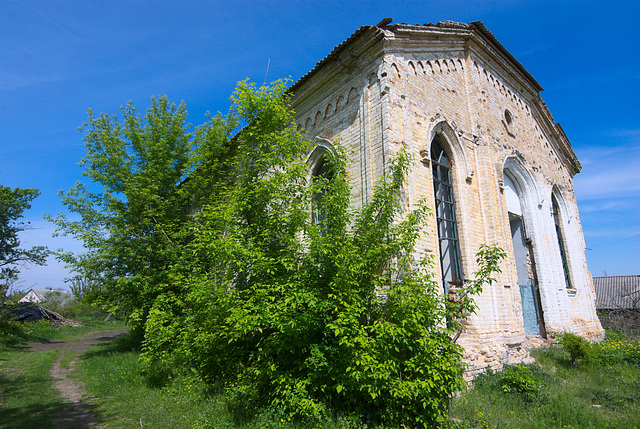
[38,290,72,313]
[499,364,541,394]
[55,80,506,427]
[0,319,25,348]
[38,291,107,320]
[558,332,591,364]
[58,299,107,319]
[498,364,547,405]
[558,330,640,366]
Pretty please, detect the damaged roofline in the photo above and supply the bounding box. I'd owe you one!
[289,19,544,96]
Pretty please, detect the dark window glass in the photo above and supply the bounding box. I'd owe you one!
[312,157,332,230]
[431,139,463,292]
[552,196,572,289]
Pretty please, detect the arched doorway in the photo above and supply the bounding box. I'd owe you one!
[503,171,545,336]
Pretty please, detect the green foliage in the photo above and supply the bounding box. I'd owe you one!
[557,331,640,367]
[0,186,49,296]
[0,319,26,348]
[46,94,220,326]
[0,316,125,350]
[39,292,108,320]
[498,364,546,404]
[588,334,640,365]
[558,332,591,364]
[451,335,640,429]
[53,79,505,427]
[38,290,72,311]
[0,186,50,343]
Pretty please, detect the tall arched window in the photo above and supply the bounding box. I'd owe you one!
[552,194,572,289]
[431,138,463,292]
[312,156,332,230]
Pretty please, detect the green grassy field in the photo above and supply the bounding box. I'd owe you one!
[77,333,360,428]
[0,317,127,429]
[1,319,638,428]
[449,334,640,429]
[0,348,67,428]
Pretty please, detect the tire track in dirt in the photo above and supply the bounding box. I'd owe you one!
[28,330,128,428]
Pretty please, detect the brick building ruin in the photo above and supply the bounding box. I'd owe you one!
[289,19,603,373]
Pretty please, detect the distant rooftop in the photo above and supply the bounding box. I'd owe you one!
[593,275,640,310]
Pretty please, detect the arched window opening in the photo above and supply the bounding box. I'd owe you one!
[312,156,332,231]
[552,195,572,289]
[504,170,545,336]
[431,138,463,292]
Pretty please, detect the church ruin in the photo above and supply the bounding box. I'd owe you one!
[289,19,603,373]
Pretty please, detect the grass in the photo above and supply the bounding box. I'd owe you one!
[77,333,364,428]
[2,317,638,428]
[0,317,127,351]
[449,332,640,429]
[76,329,640,428]
[0,349,66,429]
[0,316,127,429]
[78,334,230,429]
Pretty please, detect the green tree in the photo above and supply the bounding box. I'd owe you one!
[47,95,235,327]
[138,81,505,426]
[52,80,505,427]
[0,186,49,297]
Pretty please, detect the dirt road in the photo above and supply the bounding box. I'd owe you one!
[28,329,129,428]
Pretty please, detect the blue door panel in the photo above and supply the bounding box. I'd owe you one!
[519,284,540,335]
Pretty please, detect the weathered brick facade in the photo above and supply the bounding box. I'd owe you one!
[290,20,603,373]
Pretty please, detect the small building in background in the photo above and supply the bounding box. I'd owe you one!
[593,275,640,310]
[19,288,70,304]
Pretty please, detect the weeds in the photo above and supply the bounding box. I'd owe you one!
[4,318,639,428]
[498,364,547,404]
[450,331,640,428]
[558,332,590,364]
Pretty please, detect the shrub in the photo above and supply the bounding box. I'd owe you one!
[37,291,107,320]
[0,319,24,347]
[56,80,506,428]
[38,290,73,314]
[558,332,591,364]
[499,364,544,396]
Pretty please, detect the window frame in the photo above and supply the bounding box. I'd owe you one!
[431,137,464,292]
[552,193,573,289]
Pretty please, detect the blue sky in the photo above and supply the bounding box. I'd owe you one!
[1,0,638,292]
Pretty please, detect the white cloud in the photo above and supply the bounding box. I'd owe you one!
[578,198,639,213]
[574,143,640,201]
[584,226,640,239]
[608,129,640,138]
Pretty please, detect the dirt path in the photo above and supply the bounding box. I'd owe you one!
[28,329,129,428]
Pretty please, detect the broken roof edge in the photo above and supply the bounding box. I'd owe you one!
[289,19,544,95]
[289,24,378,95]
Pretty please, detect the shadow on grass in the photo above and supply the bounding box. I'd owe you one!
[78,331,316,428]
[0,395,104,429]
[0,364,102,429]
[81,331,142,358]
[0,401,67,429]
